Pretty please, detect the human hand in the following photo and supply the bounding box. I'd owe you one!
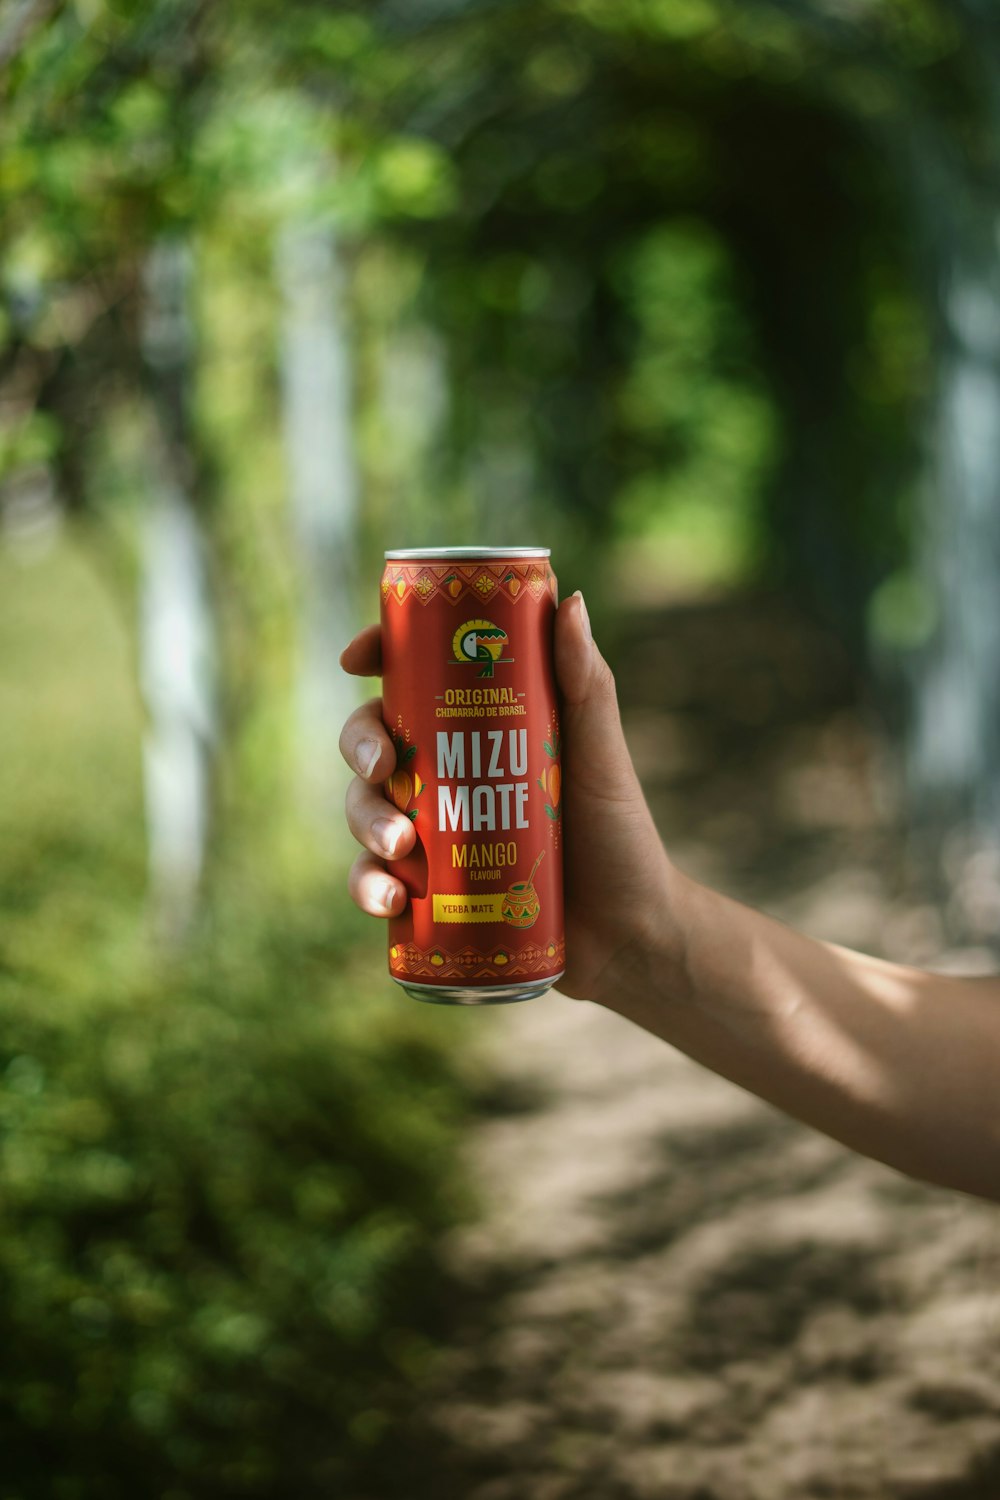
[338,593,677,1005]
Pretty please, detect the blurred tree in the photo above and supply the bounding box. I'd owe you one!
[349,0,1000,876]
[0,18,477,1488]
[897,7,1000,865]
[347,0,927,615]
[4,0,1000,867]
[276,216,359,832]
[139,236,218,944]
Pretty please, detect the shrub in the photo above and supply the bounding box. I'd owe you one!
[0,884,468,1500]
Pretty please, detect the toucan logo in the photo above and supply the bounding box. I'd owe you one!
[451,619,510,678]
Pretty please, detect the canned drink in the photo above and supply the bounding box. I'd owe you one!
[380,547,565,1005]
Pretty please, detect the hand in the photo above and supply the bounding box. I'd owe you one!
[338,593,679,1004]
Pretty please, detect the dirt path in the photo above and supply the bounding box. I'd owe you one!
[417,594,1000,1500]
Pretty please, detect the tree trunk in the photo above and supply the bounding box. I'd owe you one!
[903,239,1000,937]
[276,220,359,840]
[139,235,217,944]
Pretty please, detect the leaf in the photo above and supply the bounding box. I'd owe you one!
[403,744,417,763]
[536,777,544,790]
[416,781,425,795]
[407,809,418,820]
[544,804,560,820]
[543,740,556,758]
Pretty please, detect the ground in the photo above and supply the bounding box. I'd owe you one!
[408,592,1000,1500]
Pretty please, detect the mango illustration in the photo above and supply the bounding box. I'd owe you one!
[386,770,412,811]
[387,734,422,817]
[395,576,405,599]
[547,764,561,808]
[430,951,444,967]
[386,769,424,816]
[445,573,461,598]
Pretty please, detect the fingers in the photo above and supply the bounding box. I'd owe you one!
[339,629,414,918]
[554,591,601,709]
[346,773,417,862]
[340,692,415,857]
[339,696,395,783]
[340,624,381,677]
[554,590,619,717]
[554,590,637,800]
[348,850,409,917]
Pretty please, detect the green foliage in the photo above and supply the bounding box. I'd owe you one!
[341,0,983,623]
[868,567,938,651]
[0,913,465,1499]
[6,0,991,616]
[0,903,466,1500]
[0,545,468,1498]
[610,220,778,585]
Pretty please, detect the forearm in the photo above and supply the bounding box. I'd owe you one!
[600,867,1000,1202]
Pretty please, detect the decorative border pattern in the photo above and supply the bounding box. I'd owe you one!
[381,559,557,608]
[389,934,565,983]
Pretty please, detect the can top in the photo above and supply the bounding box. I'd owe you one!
[384,546,550,561]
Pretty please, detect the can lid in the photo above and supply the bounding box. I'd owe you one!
[384,546,551,561]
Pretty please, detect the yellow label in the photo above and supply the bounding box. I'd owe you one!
[432,893,505,923]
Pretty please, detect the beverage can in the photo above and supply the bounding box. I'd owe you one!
[380,547,565,1005]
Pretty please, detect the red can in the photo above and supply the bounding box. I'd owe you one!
[380,547,565,1005]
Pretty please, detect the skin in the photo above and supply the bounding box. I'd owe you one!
[340,592,1000,1204]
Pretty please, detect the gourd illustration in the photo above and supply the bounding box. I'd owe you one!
[502,849,545,929]
[452,619,508,678]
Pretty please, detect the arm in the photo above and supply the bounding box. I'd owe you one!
[340,598,1000,1204]
[601,869,1000,1202]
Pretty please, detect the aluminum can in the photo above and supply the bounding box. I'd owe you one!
[380,547,565,1005]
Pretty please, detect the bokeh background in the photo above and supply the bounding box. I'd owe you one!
[3,1,1000,1496]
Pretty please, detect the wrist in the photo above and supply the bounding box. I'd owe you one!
[589,856,697,1017]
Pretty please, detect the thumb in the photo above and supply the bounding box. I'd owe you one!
[554,592,639,800]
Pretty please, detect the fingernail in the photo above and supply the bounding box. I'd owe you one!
[373,818,402,857]
[356,738,380,779]
[379,881,396,913]
[573,590,591,643]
